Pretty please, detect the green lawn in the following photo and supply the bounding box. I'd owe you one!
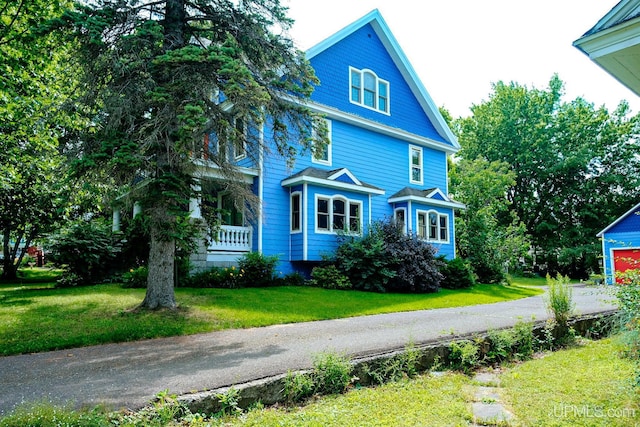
[501,338,639,426]
[0,273,541,356]
[209,338,638,427]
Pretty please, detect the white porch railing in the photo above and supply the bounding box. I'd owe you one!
[208,225,252,252]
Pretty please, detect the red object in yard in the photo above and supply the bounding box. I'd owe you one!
[613,248,640,283]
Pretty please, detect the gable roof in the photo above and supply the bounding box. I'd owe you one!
[388,186,465,209]
[581,0,640,36]
[574,0,640,96]
[596,201,640,237]
[281,167,385,195]
[306,9,460,151]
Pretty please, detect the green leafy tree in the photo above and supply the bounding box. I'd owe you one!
[56,0,323,308]
[450,157,529,283]
[457,75,640,277]
[0,0,77,279]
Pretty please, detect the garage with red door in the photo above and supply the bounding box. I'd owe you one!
[597,202,640,284]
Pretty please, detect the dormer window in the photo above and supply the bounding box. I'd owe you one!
[350,67,389,114]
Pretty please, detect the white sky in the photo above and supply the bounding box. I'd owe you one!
[284,0,640,118]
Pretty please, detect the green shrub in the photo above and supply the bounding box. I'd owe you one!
[511,319,535,359]
[182,266,239,288]
[364,343,421,385]
[543,273,576,348]
[545,273,574,325]
[312,351,353,395]
[0,403,110,427]
[440,256,476,289]
[448,340,480,374]
[275,271,308,287]
[485,320,535,365]
[236,252,278,287]
[48,219,120,286]
[334,219,443,293]
[310,265,352,290]
[615,267,640,387]
[335,230,395,292]
[283,371,315,403]
[121,266,148,289]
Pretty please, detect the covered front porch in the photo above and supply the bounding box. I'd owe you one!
[190,172,257,269]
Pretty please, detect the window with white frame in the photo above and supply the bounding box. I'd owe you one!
[233,117,247,160]
[417,210,448,242]
[290,192,301,232]
[409,145,423,184]
[350,67,389,113]
[209,117,246,161]
[316,195,362,233]
[312,119,332,165]
[394,208,407,234]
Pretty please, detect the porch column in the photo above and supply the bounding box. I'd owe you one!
[112,209,121,233]
[190,184,202,219]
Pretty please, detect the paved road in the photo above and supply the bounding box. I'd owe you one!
[0,285,616,414]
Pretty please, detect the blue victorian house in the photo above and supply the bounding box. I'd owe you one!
[183,10,463,275]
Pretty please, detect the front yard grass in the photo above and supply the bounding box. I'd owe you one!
[0,277,541,356]
[500,337,639,426]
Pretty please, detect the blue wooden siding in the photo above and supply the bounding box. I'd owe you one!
[259,115,454,272]
[600,208,640,284]
[310,24,449,145]
[601,231,640,284]
[409,204,455,259]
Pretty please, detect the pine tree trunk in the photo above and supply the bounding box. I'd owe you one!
[140,220,177,310]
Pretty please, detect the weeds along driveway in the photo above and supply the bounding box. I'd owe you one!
[0,285,616,415]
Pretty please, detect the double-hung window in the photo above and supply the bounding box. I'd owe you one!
[233,117,247,160]
[209,117,246,161]
[409,145,423,184]
[290,192,301,232]
[312,119,332,165]
[316,195,361,233]
[350,67,389,114]
[417,210,448,243]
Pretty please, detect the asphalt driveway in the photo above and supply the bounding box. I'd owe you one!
[0,285,617,414]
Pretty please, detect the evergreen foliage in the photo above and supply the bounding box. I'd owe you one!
[50,0,325,308]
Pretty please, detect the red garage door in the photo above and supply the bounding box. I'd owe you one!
[613,249,640,283]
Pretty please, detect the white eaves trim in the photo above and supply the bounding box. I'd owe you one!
[281,175,385,196]
[310,101,459,155]
[327,168,362,186]
[596,201,640,237]
[387,194,466,210]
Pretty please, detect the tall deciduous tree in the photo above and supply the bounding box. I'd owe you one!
[0,0,76,279]
[449,158,529,283]
[57,0,322,308]
[457,75,640,277]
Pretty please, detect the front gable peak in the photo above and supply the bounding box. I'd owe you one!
[306,9,459,151]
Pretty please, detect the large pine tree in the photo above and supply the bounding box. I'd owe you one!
[60,0,322,308]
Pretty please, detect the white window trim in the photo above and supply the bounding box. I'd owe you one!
[290,191,302,234]
[409,145,423,185]
[416,209,449,244]
[233,118,247,161]
[312,118,332,166]
[314,194,363,235]
[349,67,390,115]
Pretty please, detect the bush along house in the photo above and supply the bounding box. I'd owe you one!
[132,9,464,276]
